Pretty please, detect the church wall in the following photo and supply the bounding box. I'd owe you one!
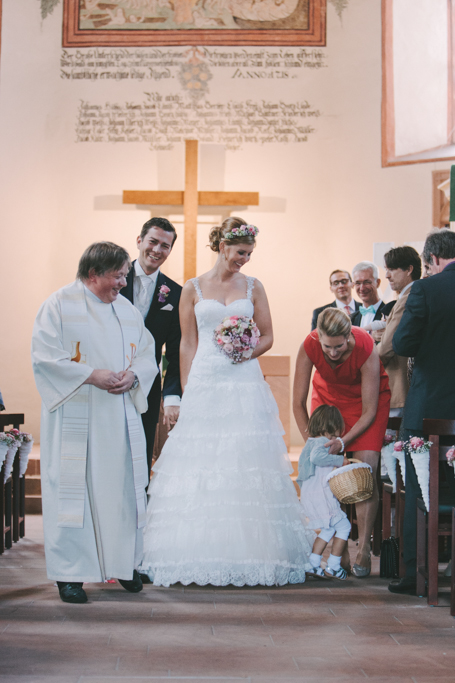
[0,0,449,446]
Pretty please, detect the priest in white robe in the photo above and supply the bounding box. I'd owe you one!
[32,242,158,603]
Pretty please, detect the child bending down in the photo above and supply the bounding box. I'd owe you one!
[297,404,351,580]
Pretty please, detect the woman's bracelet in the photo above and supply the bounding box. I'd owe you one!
[336,436,345,453]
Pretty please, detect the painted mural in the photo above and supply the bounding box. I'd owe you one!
[63,0,326,46]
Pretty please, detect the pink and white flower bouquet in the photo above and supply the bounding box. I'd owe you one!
[446,446,455,469]
[214,315,260,364]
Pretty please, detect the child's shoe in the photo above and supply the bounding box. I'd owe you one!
[306,566,327,579]
[324,566,348,581]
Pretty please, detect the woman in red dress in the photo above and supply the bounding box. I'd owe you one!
[293,308,391,577]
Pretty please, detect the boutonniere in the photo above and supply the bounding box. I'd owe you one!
[158,284,171,303]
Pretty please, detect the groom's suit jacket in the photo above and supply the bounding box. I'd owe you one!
[122,263,182,465]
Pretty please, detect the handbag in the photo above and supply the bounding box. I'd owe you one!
[380,536,399,578]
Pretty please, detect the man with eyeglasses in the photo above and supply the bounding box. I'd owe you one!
[350,261,395,330]
[311,269,360,331]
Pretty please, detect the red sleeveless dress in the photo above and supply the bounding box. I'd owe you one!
[304,327,391,452]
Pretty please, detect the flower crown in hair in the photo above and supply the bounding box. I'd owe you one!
[222,225,259,241]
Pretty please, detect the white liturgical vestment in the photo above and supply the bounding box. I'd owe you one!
[32,280,158,583]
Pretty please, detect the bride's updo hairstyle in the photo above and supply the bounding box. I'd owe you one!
[317,308,352,339]
[209,217,258,253]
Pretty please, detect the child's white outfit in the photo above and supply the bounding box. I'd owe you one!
[297,436,351,543]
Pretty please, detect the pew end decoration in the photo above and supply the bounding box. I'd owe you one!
[404,437,432,512]
[382,433,406,492]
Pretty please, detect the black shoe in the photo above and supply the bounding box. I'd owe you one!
[118,570,143,593]
[138,572,152,584]
[57,582,88,604]
[388,577,417,595]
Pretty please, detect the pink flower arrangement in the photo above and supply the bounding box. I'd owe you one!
[394,436,432,455]
[0,432,16,448]
[224,225,259,240]
[383,433,395,447]
[7,429,23,443]
[446,446,455,467]
[409,436,425,449]
[19,431,33,443]
[214,315,260,364]
[158,284,170,303]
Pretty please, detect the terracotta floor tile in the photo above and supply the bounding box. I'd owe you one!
[1,520,454,682]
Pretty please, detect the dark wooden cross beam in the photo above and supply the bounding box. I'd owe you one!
[123,140,259,280]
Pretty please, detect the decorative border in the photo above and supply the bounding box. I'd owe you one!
[62,0,326,47]
[382,0,455,167]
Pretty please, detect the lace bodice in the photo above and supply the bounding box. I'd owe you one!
[188,276,258,381]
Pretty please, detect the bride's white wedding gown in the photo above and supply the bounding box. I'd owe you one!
[140,276,313,586]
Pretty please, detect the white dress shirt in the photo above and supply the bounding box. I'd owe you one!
[360,300,382,329]
[133,261,180,408]
[133,260,159,320]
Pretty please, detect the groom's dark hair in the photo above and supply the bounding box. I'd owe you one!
[140,217,177,245]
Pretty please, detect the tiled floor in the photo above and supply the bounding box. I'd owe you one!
[0,517,454,683]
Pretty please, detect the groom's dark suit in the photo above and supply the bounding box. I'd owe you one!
[393,262,455,577]
[122,263,182,474]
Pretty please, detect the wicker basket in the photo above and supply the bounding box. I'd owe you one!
[327,460,374,504]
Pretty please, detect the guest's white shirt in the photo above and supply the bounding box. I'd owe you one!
[398,282,413,299]
[335,298,355,314]
[360,300,382,329]
[133,260,180,408]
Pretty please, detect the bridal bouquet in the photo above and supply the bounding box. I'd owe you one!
[214,315,260,364]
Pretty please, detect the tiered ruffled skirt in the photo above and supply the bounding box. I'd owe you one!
[140,358,314,587]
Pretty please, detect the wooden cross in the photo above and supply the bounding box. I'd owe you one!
[123,140,259,281]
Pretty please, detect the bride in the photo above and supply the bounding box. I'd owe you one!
[140,217,313,586]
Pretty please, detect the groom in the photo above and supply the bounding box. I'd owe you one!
[122,217,182,479]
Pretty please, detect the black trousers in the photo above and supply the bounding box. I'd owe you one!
[141,414,158,483]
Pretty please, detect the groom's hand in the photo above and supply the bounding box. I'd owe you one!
[163,405,180,430]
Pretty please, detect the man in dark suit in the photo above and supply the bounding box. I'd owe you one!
[311,269,361,330]
[350,261,395,329]
[122,217,182,479]
[388,229,455,595]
